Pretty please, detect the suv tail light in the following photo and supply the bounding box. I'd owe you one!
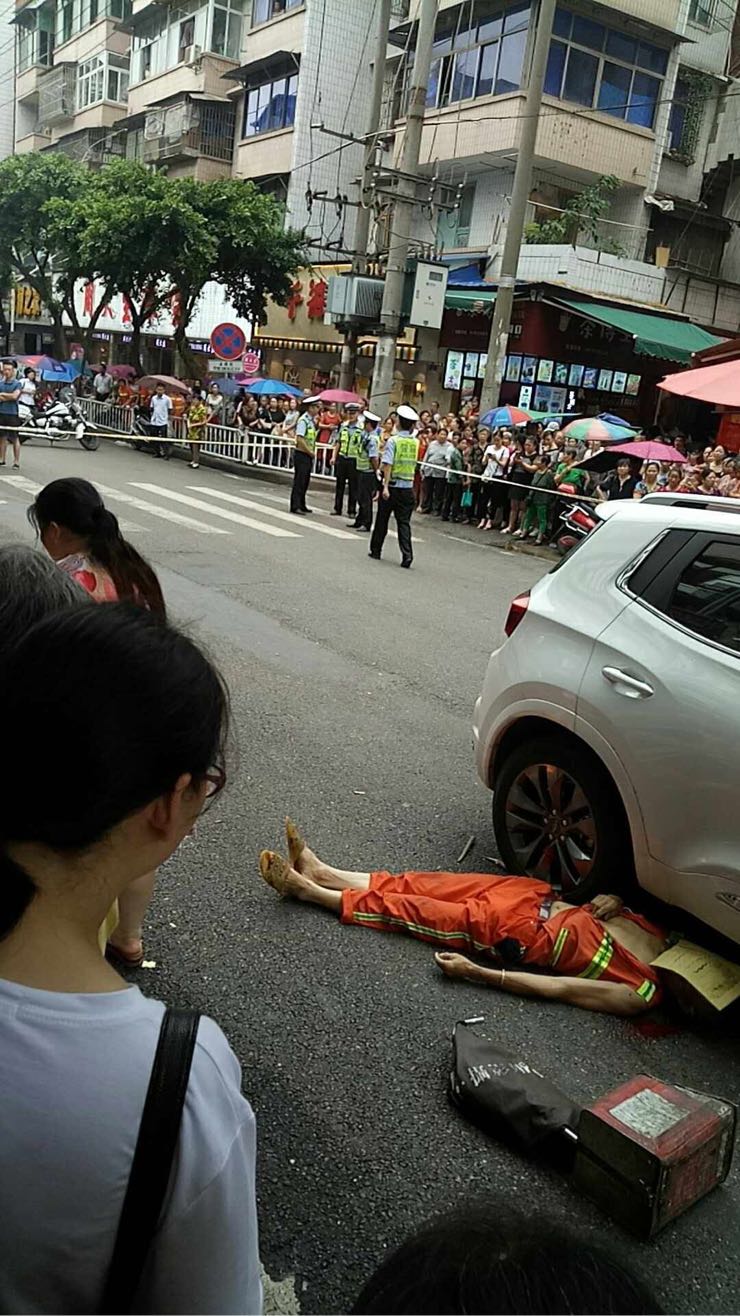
[504,590,530,637]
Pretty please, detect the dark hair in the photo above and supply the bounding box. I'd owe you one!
[28,478,166,616]
[352,1208,661,1315]
[0,545,89,662]
[23,366,36,378]
[0,604,229,940]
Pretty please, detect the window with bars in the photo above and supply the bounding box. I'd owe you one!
[425,2,530,109]
[544,7,668,129]
[251,0,301,27]
[243,72,298,136]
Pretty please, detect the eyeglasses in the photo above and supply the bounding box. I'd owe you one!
[203,765,227,800]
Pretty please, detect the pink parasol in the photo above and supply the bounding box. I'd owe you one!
[658,359,740,406]
[610,440,687,464]
[563,417,638,445]
[136,374,191,396]
[315,388,365,405]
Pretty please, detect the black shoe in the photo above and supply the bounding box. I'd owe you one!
[303,508,313,515]
[291,508,306,515]
[368,552,381,560]
[353,525,370,532]
[441,516,450,521]
[330,510,341,516]
[347,521,361,528]
[400,558,412,569]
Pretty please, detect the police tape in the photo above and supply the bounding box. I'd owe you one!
[17,419,601,505]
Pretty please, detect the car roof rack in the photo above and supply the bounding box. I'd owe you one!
[640,492,740,515]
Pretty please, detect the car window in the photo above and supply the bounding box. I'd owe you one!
[662,539,740,653]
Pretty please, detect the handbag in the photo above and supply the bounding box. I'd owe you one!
[100,1008,201,1314]
[461,489,474,509]
[449,1018,580,1171]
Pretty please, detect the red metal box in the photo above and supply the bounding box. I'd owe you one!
[573,1075,736,1237]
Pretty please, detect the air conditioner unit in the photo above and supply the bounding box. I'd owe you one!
[327,275,384,322]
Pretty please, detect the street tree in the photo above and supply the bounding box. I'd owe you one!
[0,153,89,357]
[46,160,215,374]
[166,177,306,375]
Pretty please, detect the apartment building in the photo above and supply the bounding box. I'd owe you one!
[385,0,740,417]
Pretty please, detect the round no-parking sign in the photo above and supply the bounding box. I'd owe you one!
[210,322,246,361]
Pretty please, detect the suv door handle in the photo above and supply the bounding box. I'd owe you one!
[602,666,654,699]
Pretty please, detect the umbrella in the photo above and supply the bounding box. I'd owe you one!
[598,411,632,428]
[316,388,365,405]
[17,354,78,383]
[245,378,303,397]
[98,364,136,380]
[209,376,241,396]
[137,374,191,396]
[581,440,687,473]
[563,417,638,445]
[480,405,532,428]
[658,358,740,406]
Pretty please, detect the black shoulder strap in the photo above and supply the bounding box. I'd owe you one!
[100,1007,200,1315]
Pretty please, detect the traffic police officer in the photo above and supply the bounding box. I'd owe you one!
[290,396,320,515]
[369,403,419,567]
[331,403,362,518]
[350,410,381,532]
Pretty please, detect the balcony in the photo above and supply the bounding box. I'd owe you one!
[595,0,683,36]
[142,96,235,164]
[126,50,236,116]
[15,129,54,152]
[38,62,77,125]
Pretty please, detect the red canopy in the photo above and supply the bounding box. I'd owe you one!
[658,359,740,406]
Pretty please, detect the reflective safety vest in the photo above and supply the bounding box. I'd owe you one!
[338,424,361,460]
[390,434,419,483]
[300,419,317,454]
[356,428,379,473]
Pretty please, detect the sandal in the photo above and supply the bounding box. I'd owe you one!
[106,940,145,970]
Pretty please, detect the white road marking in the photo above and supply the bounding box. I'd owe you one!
[239,486,425,541]
[0,473,149,533]
[131,484,300,539]
[93,482,230,535]
[188,486,357,540]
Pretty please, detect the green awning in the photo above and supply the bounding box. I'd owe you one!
[445,288,495,312]
[554,296,723,365]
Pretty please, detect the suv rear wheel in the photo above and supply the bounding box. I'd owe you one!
[492,735,631,902]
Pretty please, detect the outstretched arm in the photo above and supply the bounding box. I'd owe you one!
[435,953,650,1017]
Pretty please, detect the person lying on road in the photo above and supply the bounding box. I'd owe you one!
[259,822,668,1018]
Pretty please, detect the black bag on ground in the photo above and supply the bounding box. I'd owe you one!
[449,1018,581,1171]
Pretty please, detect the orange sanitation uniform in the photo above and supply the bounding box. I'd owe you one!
[341,871,663,1006]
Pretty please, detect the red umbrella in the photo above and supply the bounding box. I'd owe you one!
[658,359,740,406]
[610,440,687,464]
[316,388,365,405]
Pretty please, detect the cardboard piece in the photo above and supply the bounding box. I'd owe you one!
[651,939,740,1012]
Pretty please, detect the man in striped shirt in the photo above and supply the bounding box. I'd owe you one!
[259,823,668,1017]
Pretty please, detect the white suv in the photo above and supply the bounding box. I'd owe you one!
[473,495,740,947]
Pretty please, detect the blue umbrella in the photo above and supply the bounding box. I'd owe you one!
[245,378,303,398]
[208,376,240,396]
[479,405,532,428]
[598,412,631,428]
[17,354,78,383]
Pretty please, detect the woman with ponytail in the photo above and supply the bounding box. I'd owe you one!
[0,605,261,1314]
[28,476,166,616]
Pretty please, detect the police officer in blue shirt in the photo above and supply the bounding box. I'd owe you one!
[290,397,320,515]
[369,404,419,568]
[330,404,362,518]
[350,410,381,532]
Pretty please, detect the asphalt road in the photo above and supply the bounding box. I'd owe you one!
[2,437,738,1316]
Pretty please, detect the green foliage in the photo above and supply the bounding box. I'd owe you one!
[668,70,714,166]
[524,176,623,254]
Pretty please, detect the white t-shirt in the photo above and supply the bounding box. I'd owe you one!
[482,443,510,481]
[0,979,262,1315]
[150,393,173,426]
[18,377,36,416]
[93,372,113,399]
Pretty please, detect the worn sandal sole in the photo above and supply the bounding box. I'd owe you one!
[106,942,145,970]
[285,817,305,869]
[259,850,291,896]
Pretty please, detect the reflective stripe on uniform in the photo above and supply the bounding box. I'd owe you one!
[579,931,614,979]
[635,978,657,1002]
[351,909,492,953]
[550,927,569,967]
[390,435,419,482]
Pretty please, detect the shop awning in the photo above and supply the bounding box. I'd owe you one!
[553,295,723,364]
[445,288,495,312]
[658,358,740,405]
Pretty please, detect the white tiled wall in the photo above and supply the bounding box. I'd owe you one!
[0,0,16,160]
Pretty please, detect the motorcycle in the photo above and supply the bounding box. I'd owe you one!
[127,406,154,453]
[555,482,597,556]
[19,399,99,452]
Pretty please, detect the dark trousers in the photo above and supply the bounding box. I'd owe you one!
[421,474,446,513]
[442,483,462,521]
[370,486,415,563]
[149,423,171,458]
[334,455,357,515]
[355,469,377,529]
[291,450,313,512]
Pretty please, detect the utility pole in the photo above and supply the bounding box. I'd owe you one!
[478,0,557,415]
[369,0,438,415]
[338,0,393,392]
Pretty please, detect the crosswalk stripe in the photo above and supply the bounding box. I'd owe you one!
[240,486,425,541]
[93,482,230,536]
[0,473,147,533]
[131,484,301,538]
[187,486,357,540]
